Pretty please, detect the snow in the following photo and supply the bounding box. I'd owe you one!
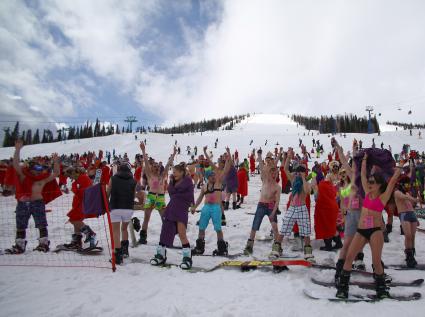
[1,113,424,317]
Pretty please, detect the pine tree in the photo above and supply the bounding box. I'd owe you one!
[2,128,11,147]
[33,129,40,144]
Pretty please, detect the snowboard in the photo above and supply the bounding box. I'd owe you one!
[311,277,424,290]
[53,244,103,255]
[255,236,273,242]
[192,252,245,259]
[385,264,425,271]
[130,258,214,273]
[217,259,312,271]
[303,288,421,302]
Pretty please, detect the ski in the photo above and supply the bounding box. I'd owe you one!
[311,277,424,290]
[93,169,102,185]
[303,288,421,302]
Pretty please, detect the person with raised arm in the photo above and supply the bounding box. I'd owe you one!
[333,140,366,285]
[190,169,229,256]
[6,140,60,254]
[243,148,281,255]
[138,142,176,244]
[150,162,194,269]
[203,146,231,225]
[394,175,420,267]
[336,154,402,299]
[270,148,315,262]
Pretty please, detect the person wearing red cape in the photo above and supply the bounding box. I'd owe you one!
[59,166,98,251]
[237,163,248,207]
[6,140,61,254]
[314,180,339,250]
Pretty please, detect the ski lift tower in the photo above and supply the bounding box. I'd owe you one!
[365,106,374,134]
[124,116,138,133]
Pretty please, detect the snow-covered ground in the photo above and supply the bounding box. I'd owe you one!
[0,113,424,317]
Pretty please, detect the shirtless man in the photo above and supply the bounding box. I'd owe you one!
[394,176,420,267]
[270,148,315,262]
[243,149,281,255]
[6,140,59,254]
[203,146,231,225]
[138,142,176,244]
[190,170,229,256]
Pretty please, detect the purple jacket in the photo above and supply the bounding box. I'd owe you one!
[163,176,194,225]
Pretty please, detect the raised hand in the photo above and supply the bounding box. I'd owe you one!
[15,139,24,150]
[139,141,146,152]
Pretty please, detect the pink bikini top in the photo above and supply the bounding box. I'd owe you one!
[363,194,385,213]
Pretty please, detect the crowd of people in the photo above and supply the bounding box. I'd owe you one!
[0,135,424,300]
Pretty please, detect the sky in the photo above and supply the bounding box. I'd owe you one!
[1,0,425,136]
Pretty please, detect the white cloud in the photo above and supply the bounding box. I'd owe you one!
[1,0,425,139]
[135,0,425,125]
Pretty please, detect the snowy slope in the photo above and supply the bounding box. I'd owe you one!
[0,113,424,317]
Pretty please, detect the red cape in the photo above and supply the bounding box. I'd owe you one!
[314,180,339,239]
[15,168,62,204]
[237,169,248,196]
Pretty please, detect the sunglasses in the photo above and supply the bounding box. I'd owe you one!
[367,179,376,185]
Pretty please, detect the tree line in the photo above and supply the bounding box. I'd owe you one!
[146,114,249,134]
[386,121,425,130]
[2,114,249,147]
[291,114,380,134]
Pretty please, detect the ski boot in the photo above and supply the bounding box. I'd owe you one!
[132,217,141,232]
[221,213,227,226]
[334,259,345,286]
[320,238,333,251]
[224,201,230,211]
[304,245,315,263]
[375,273,390,299]
[335,270,351,299]
[139,229,147,245]
[63,233,82,250]
[213,240,229,256]
[33,237,50,252]
[243,239,254,255]
[383,230,389,243]
[180,247,192,270]
[405,248,417,268]
[150,245,167,266]
[192,238,205,255]
[114,248,123,265]
[332,235,343,249]
[269,241,283,259]
[81,225,97,249]
[353,252,366,271]
[121,240,130,258]
[5,239,27,254]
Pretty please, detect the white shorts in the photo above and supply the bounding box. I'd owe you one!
[110,209,133,223]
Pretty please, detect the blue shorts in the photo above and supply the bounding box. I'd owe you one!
[400,211,418,223]
[16,200,47,230]
[199,204,222,232]
[251,202,277,231]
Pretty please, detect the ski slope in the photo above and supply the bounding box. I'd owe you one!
[0,113,424,317]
